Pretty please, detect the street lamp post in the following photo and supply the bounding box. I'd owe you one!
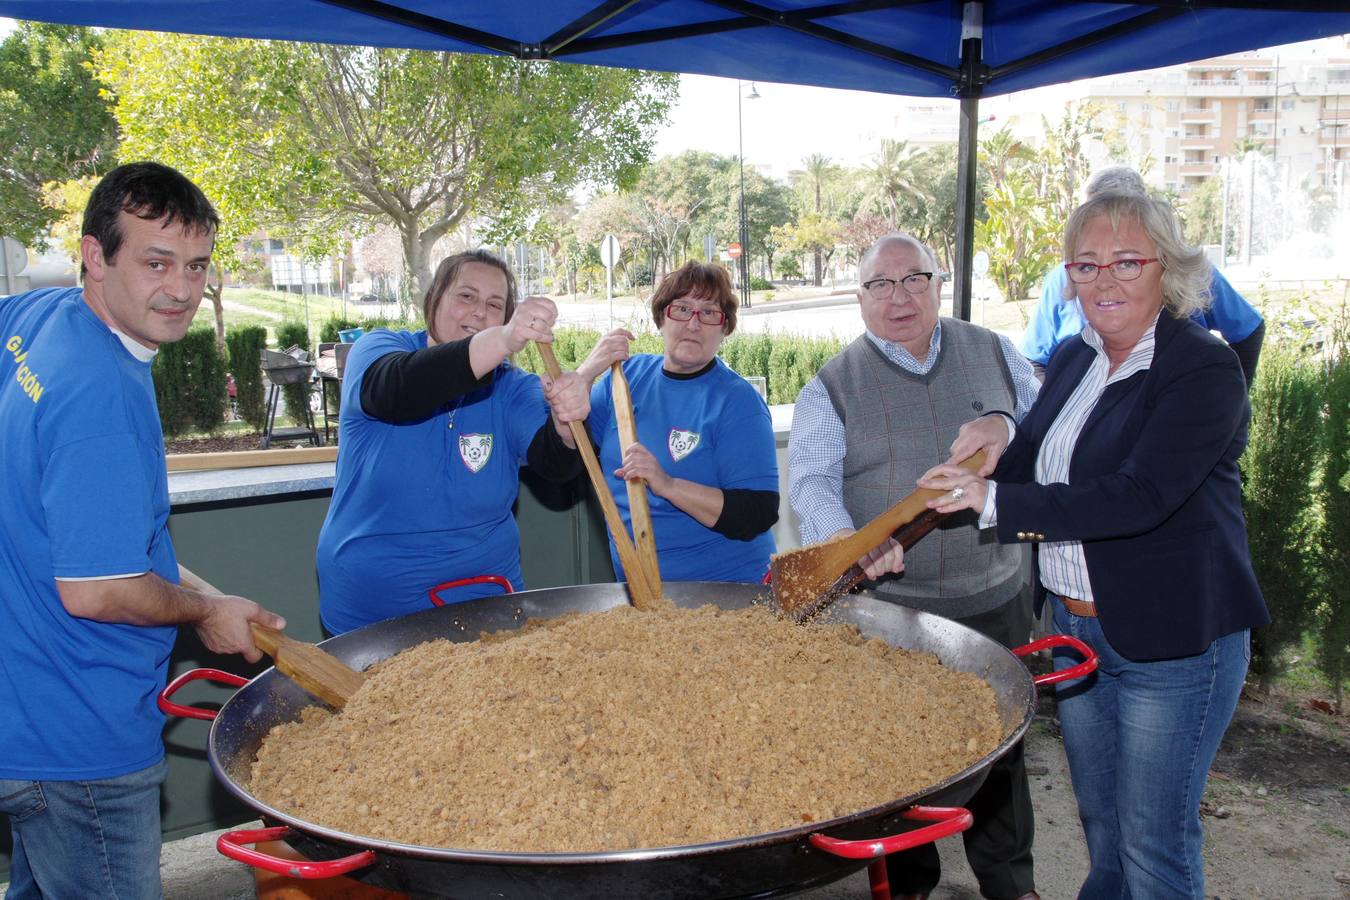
[737,80,759,309]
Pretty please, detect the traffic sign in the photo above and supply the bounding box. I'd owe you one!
[727,242,743,259]
[599,234,620,269]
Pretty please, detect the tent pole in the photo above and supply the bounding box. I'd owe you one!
[953,96,979,323]
[952,1,985,322]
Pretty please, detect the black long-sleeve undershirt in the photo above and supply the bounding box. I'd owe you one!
[360,337,581,482]
[1229,320,1264,389]
[359,337,488,423]
[713,488,779,541]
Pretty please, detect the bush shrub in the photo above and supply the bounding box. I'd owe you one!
[273,320,313,428]
[319,317,361,344]
[749,275,773,291]
[1315,345,1350,711]
[226,326,268,431]
[154,327,228,438]
[1243,346,1325,689]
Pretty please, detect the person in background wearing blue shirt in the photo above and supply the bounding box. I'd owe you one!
[570,261,778,583]
[316,250,590,635]
[0,162,286,900]
[789,233,1042,900]
[1020,166,1264,385]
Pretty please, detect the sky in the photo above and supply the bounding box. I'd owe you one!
[651,73,1082,181]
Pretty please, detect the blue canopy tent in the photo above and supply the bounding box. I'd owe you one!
[3,0,1348,317]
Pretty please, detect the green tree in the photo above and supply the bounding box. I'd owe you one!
[94,33,677,302]
[707,166,793,282]
[891,144,970,273]
[859,139,925,224]
[974,171,1059,308]
[1180,174,1224,247]
[1035,103,1105,225]
[772,213,841,287]
[1315,336,1350,711]
[0,23,117,248]
[1242,346,1324,690]
[790,153,847,284]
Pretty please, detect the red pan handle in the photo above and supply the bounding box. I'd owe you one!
[428,574,515,607]
[158,668,249,721]
[217,825,377,878]
[1012,634,1099,686]
[809,805,973,858]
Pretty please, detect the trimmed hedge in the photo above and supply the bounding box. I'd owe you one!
[273,321,313,428]
[226,326,268,431]
[154,327,228,437]
[515,326,843,406]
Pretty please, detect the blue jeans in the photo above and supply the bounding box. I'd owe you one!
[0,758,167,900]
[1051,601,1248,900]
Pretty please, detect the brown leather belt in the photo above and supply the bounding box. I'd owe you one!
[1059,595,1098,617]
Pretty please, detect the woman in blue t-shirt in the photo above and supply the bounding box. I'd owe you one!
[316,250,587,635]
[575,261,779,584]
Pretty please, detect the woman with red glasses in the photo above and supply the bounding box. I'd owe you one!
[919,192,1268,899]
[572,260,778,584]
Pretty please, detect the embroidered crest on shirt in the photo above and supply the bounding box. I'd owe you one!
[667,428,700,462]
[458,433,493,473]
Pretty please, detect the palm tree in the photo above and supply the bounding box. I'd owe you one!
[860,139,926,223]
[798,153,835,284]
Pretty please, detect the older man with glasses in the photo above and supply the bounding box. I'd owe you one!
[788,233,1041,900]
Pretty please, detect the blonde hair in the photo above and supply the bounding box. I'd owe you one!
[1062,192,1211,319]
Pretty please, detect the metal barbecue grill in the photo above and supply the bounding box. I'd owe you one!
[261,348,322,449]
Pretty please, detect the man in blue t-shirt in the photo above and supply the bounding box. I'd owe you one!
[0,163,285,900]
[1020,166,1264,385]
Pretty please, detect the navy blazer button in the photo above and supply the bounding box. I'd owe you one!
[1017,531,1027,540]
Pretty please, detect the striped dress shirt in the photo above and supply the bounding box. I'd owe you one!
[991,317,1159,605]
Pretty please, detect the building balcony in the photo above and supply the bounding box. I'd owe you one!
[1179,162,1217,176]
[1180,108,1218,123]
[1249,108,1276,120]
[1319,130,1349,147]
[1180,137,1216,149]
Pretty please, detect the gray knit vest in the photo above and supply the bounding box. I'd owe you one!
[816,318,1023,617]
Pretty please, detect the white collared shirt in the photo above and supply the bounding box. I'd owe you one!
[983,316,1159,604]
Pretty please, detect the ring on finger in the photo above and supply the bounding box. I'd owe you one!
[951,487,966,501]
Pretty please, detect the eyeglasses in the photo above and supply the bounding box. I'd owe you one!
[1064,258,1160,284]
[861,273,936,299]
[665,303,726,326]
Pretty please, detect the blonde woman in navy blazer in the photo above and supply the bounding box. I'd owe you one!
[919,192,1269,900]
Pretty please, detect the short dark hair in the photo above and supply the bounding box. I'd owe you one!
[81,162,219,276]
[422,250,517,343]
[650,261,738,335]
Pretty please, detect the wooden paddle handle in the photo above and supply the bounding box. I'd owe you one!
[610,361,662,602]
[849,450,987,555]
[177,564,221,595]
[830,508,948,598]
[536,343,660,607]
[248,622,284,657]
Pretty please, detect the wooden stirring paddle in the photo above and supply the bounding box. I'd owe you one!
[535,343,662,609]
[610,361,662,600]
[176,565,366,708]
[770,451,986,622]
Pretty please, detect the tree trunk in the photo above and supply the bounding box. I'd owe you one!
[205,265,226,353]
[813,249,823,287]
[401,221,430,317]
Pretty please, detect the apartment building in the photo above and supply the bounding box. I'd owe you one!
[1066,38,1349,196]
